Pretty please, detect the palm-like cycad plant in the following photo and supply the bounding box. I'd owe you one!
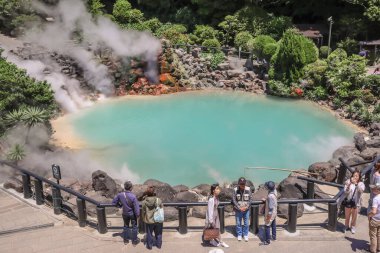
[4,109,24,127]
[21,107,50,144]
[6,144,26,165]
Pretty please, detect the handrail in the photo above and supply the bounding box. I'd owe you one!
[297,176,344,189]
[0,160,101,206]
[0,160,340,235]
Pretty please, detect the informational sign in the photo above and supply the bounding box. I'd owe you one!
[52,164,61,182]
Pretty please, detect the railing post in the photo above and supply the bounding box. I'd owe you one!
[250,204,259,234]
[178,206,187,234]
[96,206,108,234]
[218,205,225,234]
[52,187,62,215]
[34,179,44,205]
[307,181,315,206]
[328,202,337,232]
[77,198,87,227]
[287,203,298,233]
[22,173,32,199]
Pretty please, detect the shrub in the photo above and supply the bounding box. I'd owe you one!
[303,60,328,87]
[191,25,218,45]
[143,18,162,34]
[234,31,253,51]
[201,51,226,70]
[262,43,278,62]
[113,0,132,23]
[247,35,276,60]
[267,80,291,96]
[306,86,328,100]
[319,46,329,58]
[337,38,359,56]
[363,75,380,96]
[202,39,221,51]
[302,37,318,64]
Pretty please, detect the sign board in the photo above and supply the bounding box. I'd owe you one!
[52,164,61,181]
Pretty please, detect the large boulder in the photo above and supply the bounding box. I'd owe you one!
[354,133,367,151]
[369,123,380,136]
[192,184,211,196]
[132,184,148,201]
[4,177,23,193]
[84,190,118,216]
[164,206,179,222]
[332,146,360,160]
[92,170,118,198]
[143,179,176,202]
[192,206,207,219]
[278,175,329,200]
[367,137,380,148]
[360,148,380,160]
[173,184,189,193]
[174,191,199,202]
[277,201,304,219]
[308,162,337,182]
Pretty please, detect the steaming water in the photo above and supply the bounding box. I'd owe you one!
[69,91,355,186]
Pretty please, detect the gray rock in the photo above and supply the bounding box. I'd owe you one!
[4,177,23,193]
[92,170,118,198]
[277,201,304,219]
[219,188,234,202]
[370,123,380,136]
[308,162,337,182]
[192,184,211,196]
[278,175,329,200]
[84,190,118,216]
[143,179,176,202]
[367,137,380,148]
[354,133,367,151]
[164,206,179,221]
[227,70,243,78]
[192,206,207,218]
[332,146,360,160]
[217,63,229,71]
[173,184,189,193]
[175,191,199,202]
[360,148,380,160]
[132,184,148,201]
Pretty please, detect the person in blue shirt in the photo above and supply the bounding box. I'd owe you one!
[112,181,140,245]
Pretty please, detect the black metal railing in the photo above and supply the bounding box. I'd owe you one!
[1,160,344,236]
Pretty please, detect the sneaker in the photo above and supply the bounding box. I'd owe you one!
[220,242,229,248]
[272,236,277,241]
[260,241,270,246]
[237,236,242,241]
[244,236,249,242]
[343,227,350,233]
[210,239,220,247]
[351,226,356,234]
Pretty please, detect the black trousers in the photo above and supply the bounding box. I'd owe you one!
[122,214,138,242]
[146,223,163,249]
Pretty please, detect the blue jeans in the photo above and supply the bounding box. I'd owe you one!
[264,218,276,243]
[122,214,138,243]
[235,210,250,237]
[146,223,163,249]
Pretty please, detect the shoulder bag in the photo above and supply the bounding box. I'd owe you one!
[153,198,164,223]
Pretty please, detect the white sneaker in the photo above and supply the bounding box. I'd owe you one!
[237,236,242,241]
[351,226,356,234]
[220,241,229,248]
[244,236,249,242]
[210,239,220,247]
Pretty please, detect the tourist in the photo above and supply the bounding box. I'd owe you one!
[343,170,365,234]
[261,181,278,245]
[141,185,164,250]
[204,183,229,248]
[112,181,140,245]
[368,183,380,253]
[232,177,252,241]
[368,162,380,215]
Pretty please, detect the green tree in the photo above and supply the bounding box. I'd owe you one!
[88,0,105,16]
[190,25,218,45]
[6,144,25,165]
[218,15,247,46]
[343,0,380,21]
[247,35,276,60]
[337,38,359,56]
[234,31,253,51]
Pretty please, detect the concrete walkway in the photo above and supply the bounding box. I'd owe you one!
[0,187,372,253]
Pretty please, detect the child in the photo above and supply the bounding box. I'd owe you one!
[262,181,277,245]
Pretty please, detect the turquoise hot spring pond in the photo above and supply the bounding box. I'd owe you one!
[68,91,355,187]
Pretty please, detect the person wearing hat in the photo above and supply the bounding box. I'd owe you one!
[368,183,380,253]
[112,181,140,245]
[232,177,252,241]
[261,181,278,245]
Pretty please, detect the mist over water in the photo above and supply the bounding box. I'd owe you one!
[66,92,355,186]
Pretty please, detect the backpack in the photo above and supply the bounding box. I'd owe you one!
[153,198,164,223]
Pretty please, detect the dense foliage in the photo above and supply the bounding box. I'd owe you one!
[0,50,56,136]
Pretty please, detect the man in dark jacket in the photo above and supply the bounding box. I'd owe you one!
[112,181,140,244]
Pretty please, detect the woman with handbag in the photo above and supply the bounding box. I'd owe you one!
[343,169,365,234]
[142,185,164,250]
[204,183,229,248]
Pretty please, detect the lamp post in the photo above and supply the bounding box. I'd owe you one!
[327,16,333,56]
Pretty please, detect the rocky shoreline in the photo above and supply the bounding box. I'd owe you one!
[3,121,379,222]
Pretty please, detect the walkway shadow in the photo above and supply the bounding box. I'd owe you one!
[345,236,369,252]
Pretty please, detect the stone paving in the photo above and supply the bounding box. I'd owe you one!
[0,186,372,253]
